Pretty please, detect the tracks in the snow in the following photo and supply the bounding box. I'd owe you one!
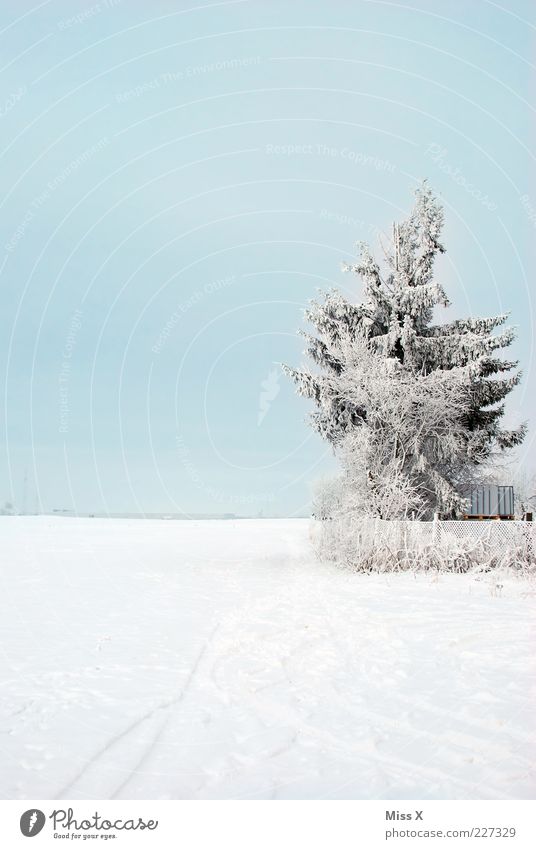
[55,623,219,800]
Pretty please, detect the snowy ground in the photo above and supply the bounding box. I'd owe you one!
[1,516,535,800]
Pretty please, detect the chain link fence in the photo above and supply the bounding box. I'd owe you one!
[313,517,536,572]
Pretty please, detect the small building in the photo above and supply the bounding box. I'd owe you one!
[462,485,515,520]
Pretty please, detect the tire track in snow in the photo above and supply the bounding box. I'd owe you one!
[56,530,305,800]
[55,624,219,800]
[110,623,220,799]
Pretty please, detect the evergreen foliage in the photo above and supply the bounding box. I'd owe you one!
[284,183,525,517]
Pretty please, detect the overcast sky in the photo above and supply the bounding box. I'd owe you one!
[0,0,534,515]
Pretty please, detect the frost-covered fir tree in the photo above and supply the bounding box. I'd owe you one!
[284,183,525,517]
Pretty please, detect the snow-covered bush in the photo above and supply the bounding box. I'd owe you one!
[311,475,344,520]
[313,515,536,574]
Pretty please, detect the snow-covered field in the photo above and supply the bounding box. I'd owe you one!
[1,516,534,800]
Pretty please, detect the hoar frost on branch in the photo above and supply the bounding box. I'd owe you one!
[284,182,526,520]
[327,336,479,519]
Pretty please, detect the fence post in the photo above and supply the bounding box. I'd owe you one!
[433,512,440,550]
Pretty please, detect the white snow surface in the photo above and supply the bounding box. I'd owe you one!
[1,516,534,800]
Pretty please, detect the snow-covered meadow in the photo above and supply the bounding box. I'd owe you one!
[1,516,535,800]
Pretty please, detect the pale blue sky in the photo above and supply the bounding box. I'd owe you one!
[0,0,534,515]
